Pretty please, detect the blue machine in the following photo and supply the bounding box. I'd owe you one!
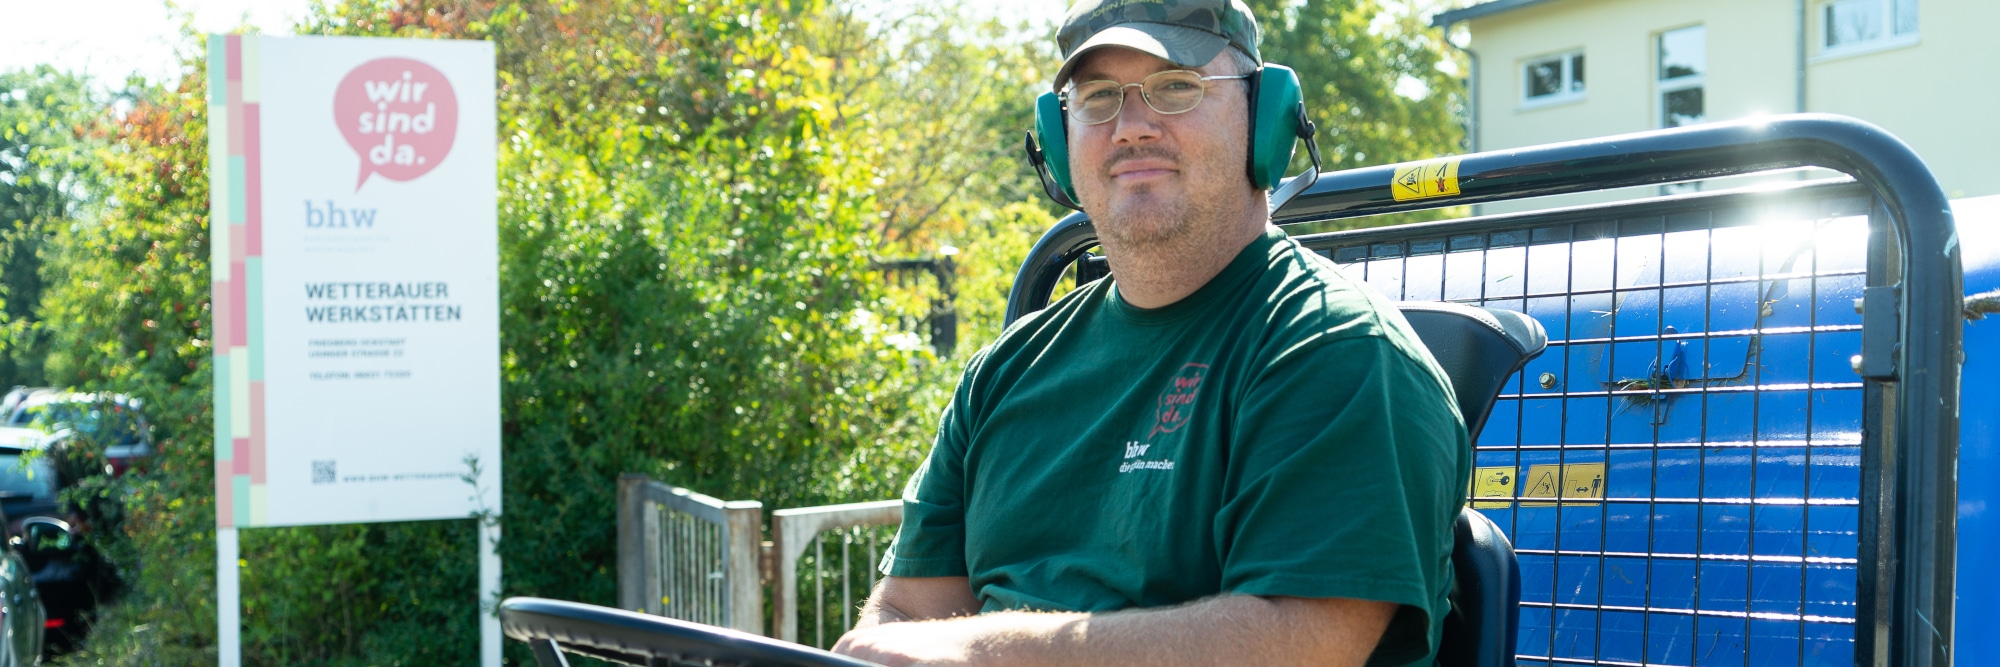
[1002,114,1965,666]
[1951,196,1998,662]
[1319,194,1995,666]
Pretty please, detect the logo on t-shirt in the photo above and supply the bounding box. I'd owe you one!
[1149,362,1208,439]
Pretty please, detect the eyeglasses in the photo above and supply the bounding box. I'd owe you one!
[1063,70,1252,125]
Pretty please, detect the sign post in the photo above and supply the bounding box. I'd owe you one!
[207,34,500,666]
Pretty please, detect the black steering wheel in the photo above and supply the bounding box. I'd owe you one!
[500,597,887,667]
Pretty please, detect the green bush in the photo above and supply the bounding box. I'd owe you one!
[0,66,114,387]
[32,65,220,664]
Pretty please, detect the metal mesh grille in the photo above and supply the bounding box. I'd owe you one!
[1301,191,1871,667]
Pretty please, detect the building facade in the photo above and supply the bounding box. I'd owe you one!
[1434,0,1998,211]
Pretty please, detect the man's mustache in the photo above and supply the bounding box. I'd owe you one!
[1101,146,1178,179]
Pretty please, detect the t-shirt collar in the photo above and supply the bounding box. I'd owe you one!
[1107,225,1286,326]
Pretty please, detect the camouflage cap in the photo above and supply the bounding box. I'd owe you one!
[1053,0,1262,93]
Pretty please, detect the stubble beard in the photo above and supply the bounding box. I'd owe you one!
[1090,145,1243,258]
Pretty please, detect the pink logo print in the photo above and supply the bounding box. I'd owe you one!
[1149,363,1208,439]
[334,57,458,191]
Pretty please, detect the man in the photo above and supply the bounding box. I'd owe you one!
[832,1,1469,665]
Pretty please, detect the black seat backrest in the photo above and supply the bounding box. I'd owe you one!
[1397,302,1547,441]
[1395,302,1545,667]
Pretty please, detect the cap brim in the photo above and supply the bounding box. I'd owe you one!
[1053,23,1230,92]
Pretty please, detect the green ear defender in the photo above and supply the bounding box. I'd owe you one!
[1248,63,1306,191]
[1027,91,1079,210]
[1026,62,1321,213]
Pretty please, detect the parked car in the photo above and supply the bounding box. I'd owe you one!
[0,522,45,665]
[0,389,152,476]
[0,449,50,665]
[0,388,148,653]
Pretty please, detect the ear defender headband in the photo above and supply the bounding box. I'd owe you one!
[1024,62,1321,213]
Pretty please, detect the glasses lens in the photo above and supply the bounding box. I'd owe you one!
[1068,81,1124,124]
[1142,71,1207,115]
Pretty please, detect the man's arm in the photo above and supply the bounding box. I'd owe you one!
[850,575,982,630]
[834,590,1394,667]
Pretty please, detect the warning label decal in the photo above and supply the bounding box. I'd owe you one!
[1391,157,1463,202]
[1519,462,1607,507]
[1470,466,1517,508]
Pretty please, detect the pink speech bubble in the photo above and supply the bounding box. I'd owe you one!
[334,57,458,191]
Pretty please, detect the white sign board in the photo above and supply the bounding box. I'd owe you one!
[207,34,500,666]
[210,35,498,528]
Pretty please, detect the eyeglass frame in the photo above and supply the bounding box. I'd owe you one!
[1060,69,1254,125]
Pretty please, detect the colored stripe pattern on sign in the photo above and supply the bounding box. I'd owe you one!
[209,34,267,529]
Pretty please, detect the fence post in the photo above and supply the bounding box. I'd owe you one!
[724,501,765,635]
[770,500,904,643]
[771,512,805,643]
[616,473,646,612]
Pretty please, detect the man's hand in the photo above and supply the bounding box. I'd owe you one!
[834,619,973,667]
[836,612,1066,667]
[833,576,1396,667]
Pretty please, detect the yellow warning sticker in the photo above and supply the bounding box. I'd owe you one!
[1519,463,1607,507]
[1469,466,1517,509]
[1391,158,1463,202]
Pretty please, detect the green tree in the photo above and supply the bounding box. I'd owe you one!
[54,0,948,663]
[34,1,1478,664]
[1249,0,1469,230]
[1250,0,1466,170]
[33,64,220,664]
[802,5,1064,352]
[812,6,1057,251]
[0,67,109,387]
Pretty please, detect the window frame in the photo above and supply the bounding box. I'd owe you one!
[1655,25,1706,130]
[1818,0,1920,58]
[1656,25,1706,194]
[1519,49,1586,108]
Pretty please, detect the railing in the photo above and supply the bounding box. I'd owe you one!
[614,475,901,646]
[615,474,764,634]
[872,256,959,357]
[771,501,903,648]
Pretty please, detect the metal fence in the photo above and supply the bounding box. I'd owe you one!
[615,474,764,634]
[770,501,903,648]
[614,478,901,646]
[872,256,959,357]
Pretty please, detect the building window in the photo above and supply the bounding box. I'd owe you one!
[1822,0,1919,52]
[1522,50,1584,105]
[1658,26,1705,194]
[1658,26,1705,129]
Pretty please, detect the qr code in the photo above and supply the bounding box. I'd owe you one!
[312,460,336,485]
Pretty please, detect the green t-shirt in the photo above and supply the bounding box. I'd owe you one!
[882,227,1470,667]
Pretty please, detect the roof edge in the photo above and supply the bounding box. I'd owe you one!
[1431,0,1562,28]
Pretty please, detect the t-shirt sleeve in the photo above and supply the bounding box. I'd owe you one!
[878,356,979,578]
[1216,334,1468,665]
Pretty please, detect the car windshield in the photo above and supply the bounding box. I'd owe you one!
[0,451,56,501]
[11,402,146,446]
